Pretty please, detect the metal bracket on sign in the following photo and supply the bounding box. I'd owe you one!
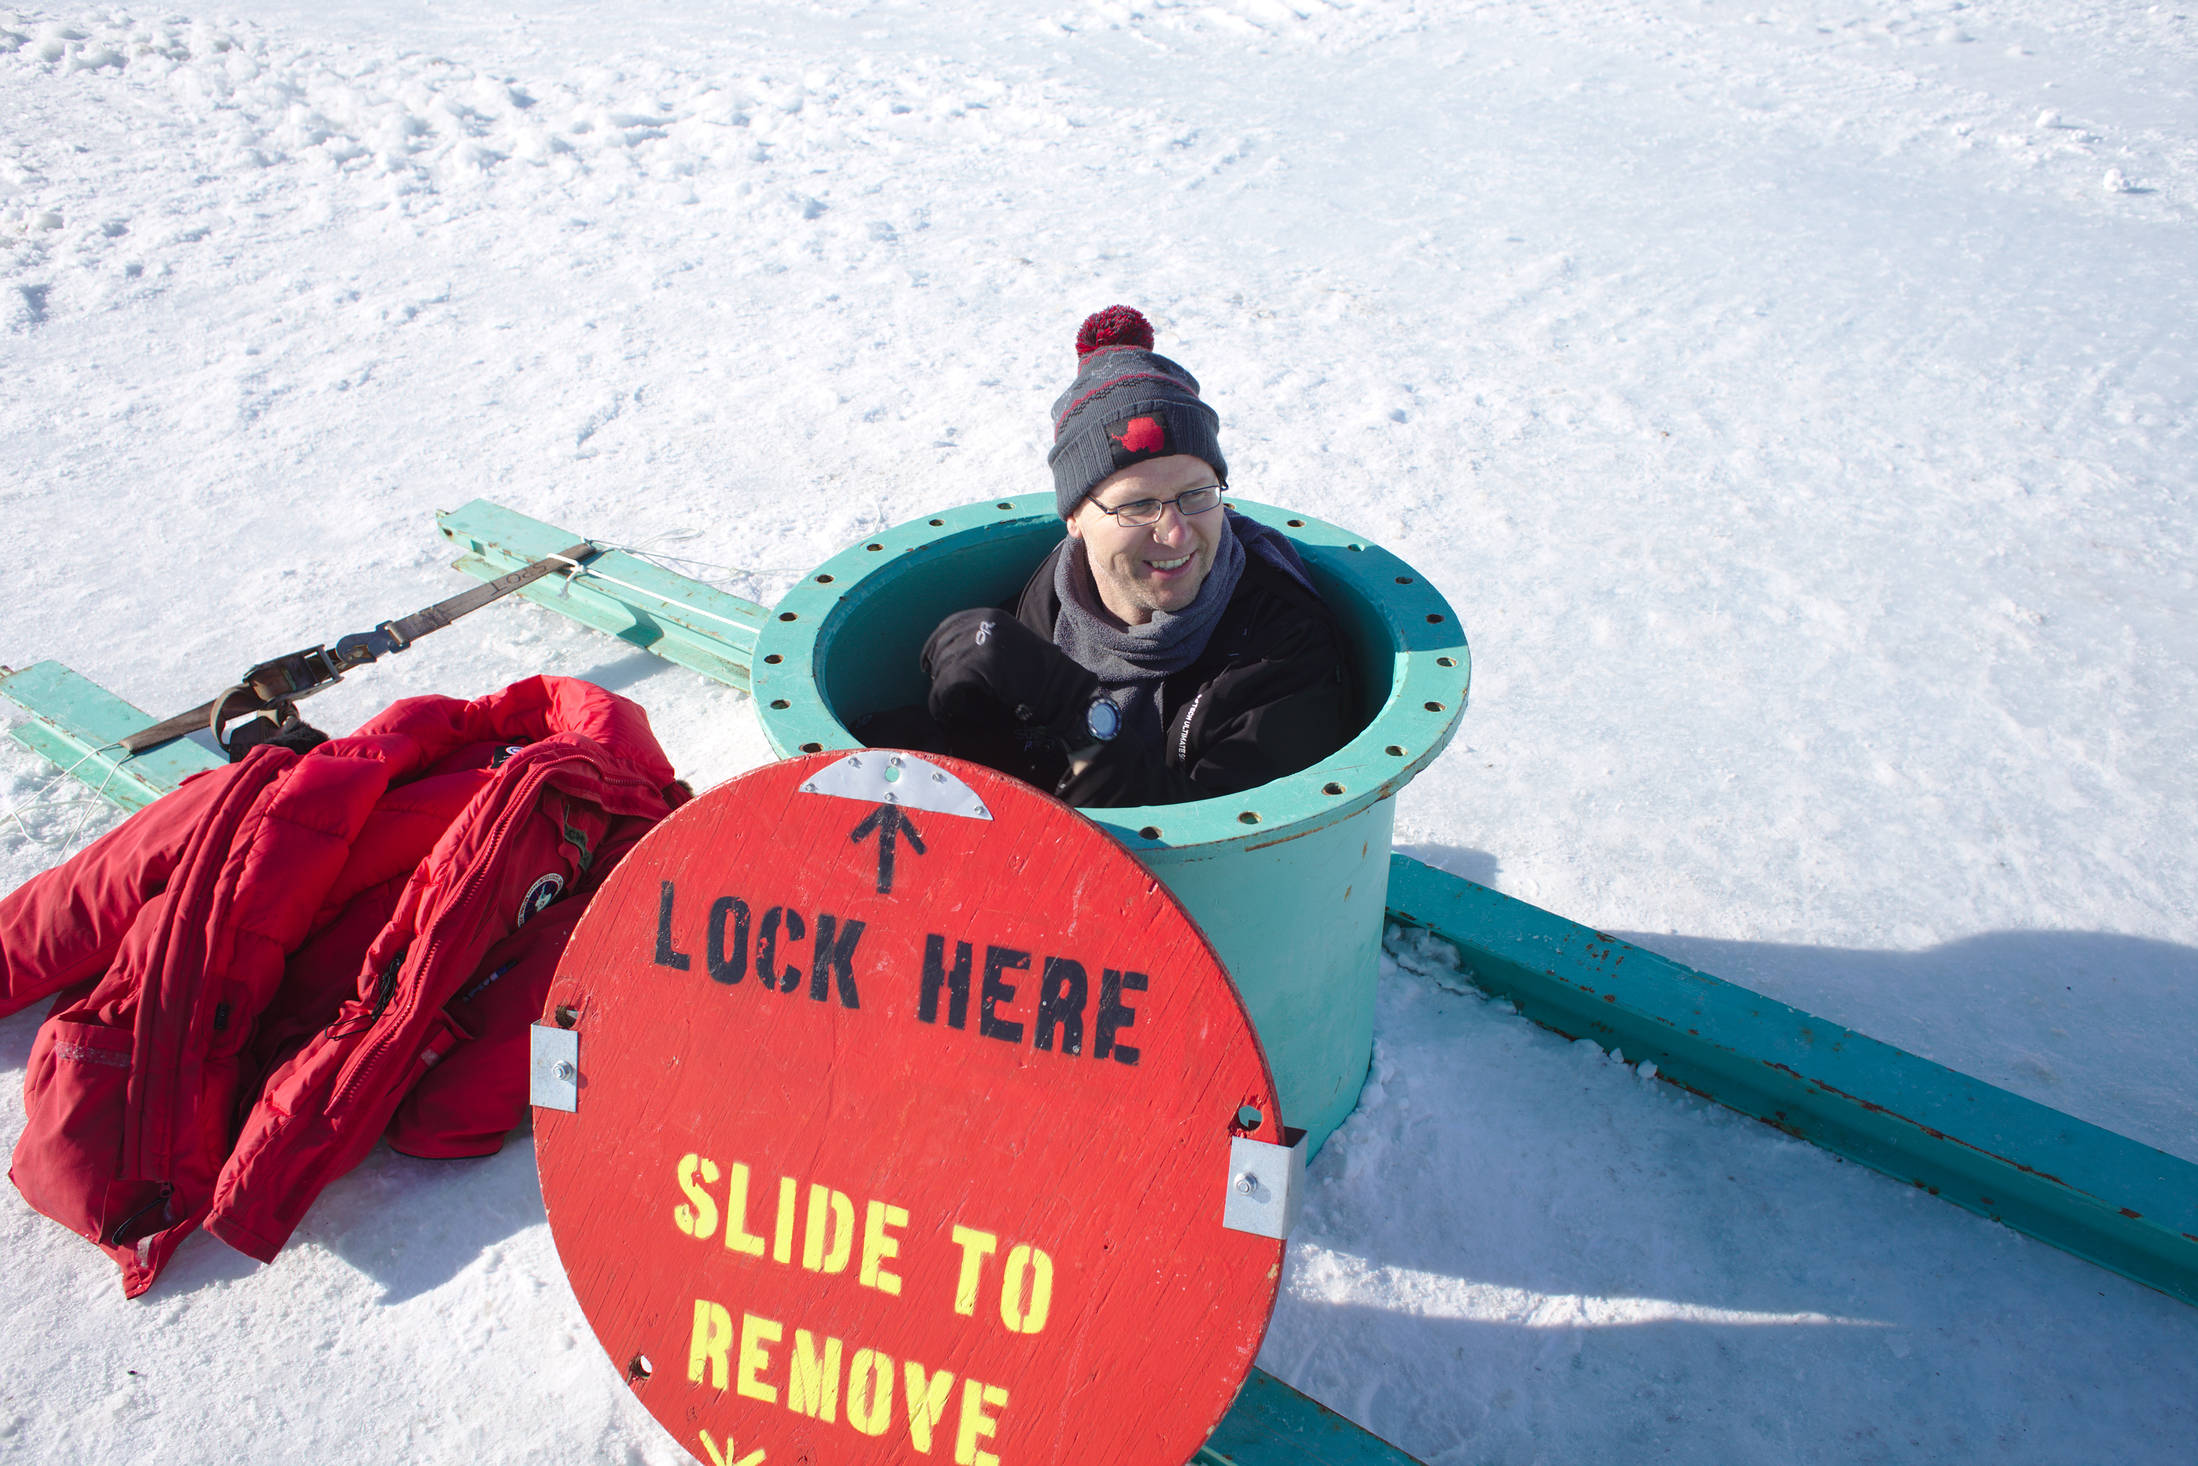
[530,1023,579,1112]
[1222,1127,1307,1239]
[800,750,992,820]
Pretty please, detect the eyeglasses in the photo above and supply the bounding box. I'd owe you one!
[1088,484,1224,528]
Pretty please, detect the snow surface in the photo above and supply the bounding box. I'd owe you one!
[3,0,2196,1461]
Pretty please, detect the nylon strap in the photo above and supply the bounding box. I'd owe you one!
[120,541,596,756]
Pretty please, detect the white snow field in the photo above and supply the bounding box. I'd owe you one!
[4,0,2196,1461]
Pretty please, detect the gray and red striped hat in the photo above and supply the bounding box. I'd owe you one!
[1046,306,1227,519]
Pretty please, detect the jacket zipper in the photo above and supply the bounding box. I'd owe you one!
[323,764,555,1116]
[128,756,285,1181]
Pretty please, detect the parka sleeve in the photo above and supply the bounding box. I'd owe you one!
[0,766,228,1018]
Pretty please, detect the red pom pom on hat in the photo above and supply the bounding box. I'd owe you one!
[1075,305,1155,360]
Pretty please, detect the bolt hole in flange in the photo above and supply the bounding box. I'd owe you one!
[770,699,791,709]
[627,1355,653,1384]
[815,573,834,584]
[1138,826,1162,840]
[1385,745,1406,757]
[779,611,799,622]
[1236,1104,1264,1131]
[554,1004,580,1029]
[1237,811,1260,825]
[800,742,823,754]
[763,653,783,665]
[1323,782,1345,796]
[1424,701,1443,712]
[929,518,945,526]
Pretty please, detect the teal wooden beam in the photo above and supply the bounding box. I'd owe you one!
[437,501,767,690]
[1198,1370,1424,1465]
[0,661,224,813]
[1384,853,2198,1308]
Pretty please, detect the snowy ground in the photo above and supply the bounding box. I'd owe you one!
[4,1,2196,1461]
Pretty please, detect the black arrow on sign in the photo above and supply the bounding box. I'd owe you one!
[849,804,926,895]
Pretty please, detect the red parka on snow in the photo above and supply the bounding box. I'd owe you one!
[0,676,684,1296]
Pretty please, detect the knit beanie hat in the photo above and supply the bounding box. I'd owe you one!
[1047,306,1227,519]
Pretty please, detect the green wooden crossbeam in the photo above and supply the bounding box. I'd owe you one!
[1196,1370,1421,1465]
[437,500,767,690]
[1385,854,2198,1308]
[0,661,225,814]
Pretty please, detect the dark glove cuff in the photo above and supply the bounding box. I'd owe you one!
[923,609,1099,739]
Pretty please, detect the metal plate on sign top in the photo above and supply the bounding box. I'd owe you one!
[536,752,1285,1466]
[799,749,992,819]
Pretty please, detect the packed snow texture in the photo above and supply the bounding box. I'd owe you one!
[3,1,2195,1462]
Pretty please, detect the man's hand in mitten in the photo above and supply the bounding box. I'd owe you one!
[922,610,1100,745]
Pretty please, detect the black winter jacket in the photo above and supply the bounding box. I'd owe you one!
[1011,540,1352,808]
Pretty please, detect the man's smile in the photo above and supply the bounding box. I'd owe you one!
[1066,454,1227,623]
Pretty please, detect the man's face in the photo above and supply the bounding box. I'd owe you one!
[1065,454,1226,627]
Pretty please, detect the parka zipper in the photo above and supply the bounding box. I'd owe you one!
[322,752,658,1119]
[126,756,288,1181]
[322,765,554,1116]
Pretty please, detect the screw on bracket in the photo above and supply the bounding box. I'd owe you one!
[531,1022,582,1113]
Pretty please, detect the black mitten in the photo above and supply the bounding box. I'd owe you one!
[224,711,330,761]
[923,609,1100,745]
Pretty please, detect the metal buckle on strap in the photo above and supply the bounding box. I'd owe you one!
[328,622,410,671]
[209,647,348,757]
[243,645,347,702]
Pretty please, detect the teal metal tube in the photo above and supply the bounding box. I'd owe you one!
[1142,798,1397,1147]
[750,493,1469,1153]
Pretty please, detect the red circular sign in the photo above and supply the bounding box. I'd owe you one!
[537,751,1285,1466]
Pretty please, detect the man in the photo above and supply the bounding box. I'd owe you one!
[915,306,1349,808]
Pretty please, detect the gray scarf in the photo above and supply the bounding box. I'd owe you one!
[1050,509,1314,755]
